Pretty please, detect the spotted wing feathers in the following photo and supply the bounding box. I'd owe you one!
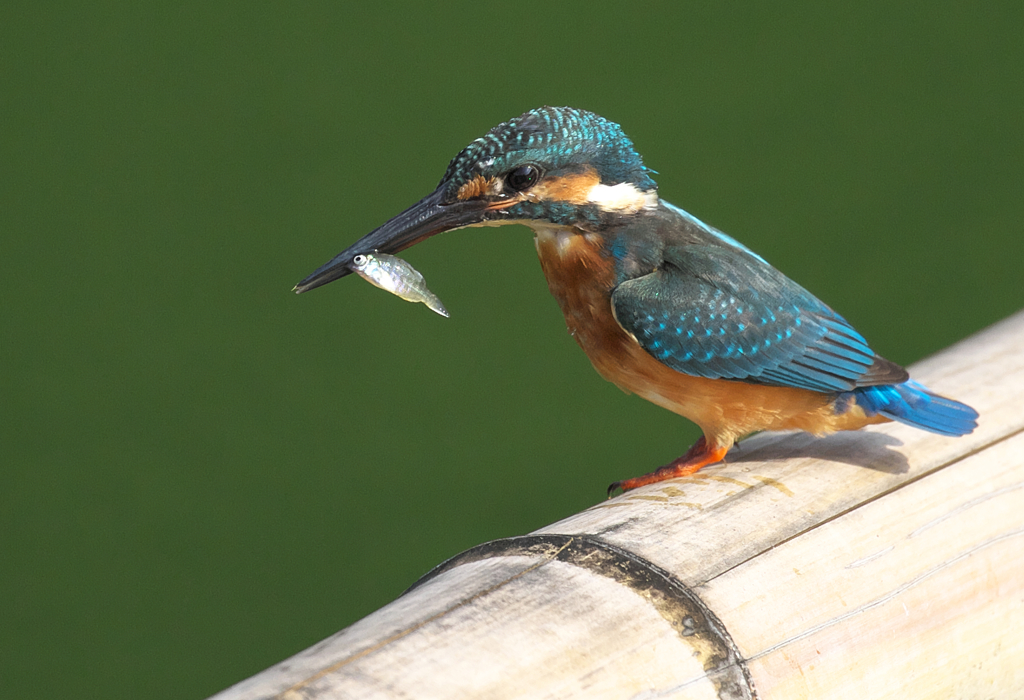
[611,245,907,393]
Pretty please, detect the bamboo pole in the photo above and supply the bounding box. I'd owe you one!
[212,310,1024,700]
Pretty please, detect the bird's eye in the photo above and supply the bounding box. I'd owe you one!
[506,165,540,192]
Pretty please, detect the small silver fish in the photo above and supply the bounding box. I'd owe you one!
[350,253,449,317]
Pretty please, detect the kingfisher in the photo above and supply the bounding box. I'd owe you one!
[294,106,978,494]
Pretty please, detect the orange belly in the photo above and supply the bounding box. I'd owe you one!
[532,225,885,448]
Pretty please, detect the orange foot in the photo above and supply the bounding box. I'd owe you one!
[607,436,730,497]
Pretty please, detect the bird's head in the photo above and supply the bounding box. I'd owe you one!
[294,106,659,293]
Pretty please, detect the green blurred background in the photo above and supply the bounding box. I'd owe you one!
[3,1,1022,697]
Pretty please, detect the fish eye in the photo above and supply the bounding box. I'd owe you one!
[352,254,367,267]
[506,164,541,192]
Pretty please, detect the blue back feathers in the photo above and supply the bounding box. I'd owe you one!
[611,234,909,393]
[610,202,978,437]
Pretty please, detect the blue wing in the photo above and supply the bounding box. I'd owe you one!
[611,244,908,393]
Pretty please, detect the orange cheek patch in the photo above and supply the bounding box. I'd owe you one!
[456,175,499,200]
[531,166,601,205]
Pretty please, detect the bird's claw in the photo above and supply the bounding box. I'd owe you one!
[606,481,624,499]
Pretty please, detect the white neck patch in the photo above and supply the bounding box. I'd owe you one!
[585,182,659,214]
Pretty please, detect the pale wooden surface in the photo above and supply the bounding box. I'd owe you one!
[211,311,1024,700]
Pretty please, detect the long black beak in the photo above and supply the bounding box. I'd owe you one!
[293,186,495,294]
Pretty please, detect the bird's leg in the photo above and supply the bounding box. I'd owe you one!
[607,436,730,496]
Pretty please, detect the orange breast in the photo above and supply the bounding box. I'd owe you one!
[532,225,624,362]
[531,225,884,447]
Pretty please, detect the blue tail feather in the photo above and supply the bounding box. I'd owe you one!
[849,380,979,437]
